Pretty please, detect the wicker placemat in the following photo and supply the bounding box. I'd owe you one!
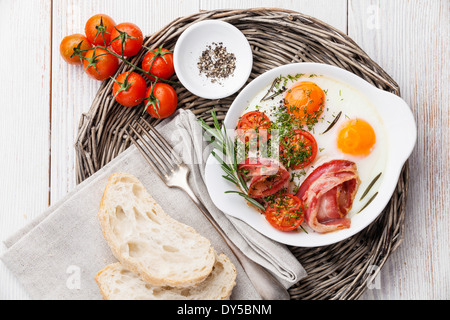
[74,8,409,300]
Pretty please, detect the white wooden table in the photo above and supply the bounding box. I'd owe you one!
[0,0,448,300]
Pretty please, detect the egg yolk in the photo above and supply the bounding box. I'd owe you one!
[284,81,325,124]
[337,119,376,156]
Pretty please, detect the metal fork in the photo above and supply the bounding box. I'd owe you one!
[127,117,290,300]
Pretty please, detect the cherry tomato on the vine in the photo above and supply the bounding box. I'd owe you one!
[144,83,178,119]
[112,72,147,107]
[110,22,144,57]
[83,48,119,81]
[85,14,116,46]
[60,34,92,65]
[142,48,175,81]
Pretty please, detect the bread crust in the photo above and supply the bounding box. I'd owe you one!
[95,252,237,300]
[97,173,216,288]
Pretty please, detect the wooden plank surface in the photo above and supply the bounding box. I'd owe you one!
[0,0,52,299]
[0,0,449,300]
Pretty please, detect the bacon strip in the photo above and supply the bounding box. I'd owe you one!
[238,158,290,199]
[296,160,360,233]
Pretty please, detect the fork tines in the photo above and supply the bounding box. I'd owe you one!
[127,117,182,179]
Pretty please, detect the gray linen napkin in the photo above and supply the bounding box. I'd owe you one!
[1,109,306,300]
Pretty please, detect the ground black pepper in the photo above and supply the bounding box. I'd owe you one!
[197,42,236,84]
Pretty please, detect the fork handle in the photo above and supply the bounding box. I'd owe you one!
[179,185,290,300]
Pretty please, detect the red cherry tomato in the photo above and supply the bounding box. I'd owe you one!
[83,48,119,81]
[112,72,147,107]
[144,83,178,119]
[236,111,271,146]
[85,14,116,46]
[279,129,318,169]
[60,34,92,65]
[110,22,144,57]
[265,193,304,231]
[142,48,175,81]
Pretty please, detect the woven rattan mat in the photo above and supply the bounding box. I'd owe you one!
[74,8,409,300]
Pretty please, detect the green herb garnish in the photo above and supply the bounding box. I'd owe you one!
[358,192,378,214]
[199,109,268,211]
[360,172,382,201]
[322,111,342,134]
[260,73,306,102]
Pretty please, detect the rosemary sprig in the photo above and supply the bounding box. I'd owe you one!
[260,73,306,102]
[225,191,266,212]
[358,192,378,214]
[360,172,382,201]
[260,77,282,102]
[198,109,249,195]
[322,111,342,134]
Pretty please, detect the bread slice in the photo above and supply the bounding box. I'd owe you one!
[98,173,216,288]
[95,253,237,300]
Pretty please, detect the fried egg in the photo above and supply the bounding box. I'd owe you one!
[241,74,387,215]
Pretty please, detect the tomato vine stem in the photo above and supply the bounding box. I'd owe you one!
[71,33,177,86]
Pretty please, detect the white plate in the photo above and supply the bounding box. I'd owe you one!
[173,20,253,99]
[204,62,417,247]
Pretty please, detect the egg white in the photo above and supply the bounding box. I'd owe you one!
[240,74,388,216]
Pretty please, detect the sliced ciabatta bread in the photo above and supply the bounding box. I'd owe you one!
[98,173,216,288]
[95,252,237,300]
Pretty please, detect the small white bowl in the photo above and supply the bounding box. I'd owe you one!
[173,20,253,99]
